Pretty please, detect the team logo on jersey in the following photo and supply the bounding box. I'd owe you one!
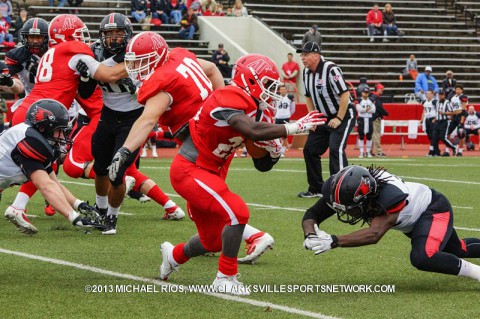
[353,177,372,202]
[32,106,55,124]
[333,75,341,82]
[245,59,272,75]
[316,79,324,88]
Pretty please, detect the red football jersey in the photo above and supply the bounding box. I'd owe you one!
[189,86,273,172]
[138,47,213,133]
[75,86,103,120]
[21,41,95,110]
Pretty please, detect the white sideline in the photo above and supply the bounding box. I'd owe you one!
[0,248,338,319]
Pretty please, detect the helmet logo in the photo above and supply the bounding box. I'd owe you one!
[245,59,272,75]
[32,106,55,124]
[353,177,372,202]
[61,17,77,31]
[151,35,164,51]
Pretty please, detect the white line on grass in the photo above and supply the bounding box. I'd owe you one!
[0,248,338,319]
[455,227,480,232]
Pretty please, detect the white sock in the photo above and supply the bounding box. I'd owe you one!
[242,224,261,241]
[366,140,372,153]
[12,192,30,210]
[458,260,480,280]
[216,271,229,278]
[95,195,108,209]
[68,210,80,223]
[107,205,120,217]
[163,199,176,210]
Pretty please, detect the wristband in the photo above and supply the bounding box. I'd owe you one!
[331,235,339,248]
[335,116,343,121]
[304,232,317,239]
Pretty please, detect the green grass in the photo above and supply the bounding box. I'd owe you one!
[1,156,480,319]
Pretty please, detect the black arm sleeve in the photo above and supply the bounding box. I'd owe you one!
[77,77,98,99]
[302,197,336,225]
[252,153,279,172]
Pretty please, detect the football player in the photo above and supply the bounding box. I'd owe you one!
[448,84,469,156]
[419,90,437,156]
[76,13,184,235]
[302,165,480,282]
[153,54,324,295]
[5,14,128,223]
[109,32,276,263]
[464,105,480,151]
[2,99,102,234]
[355,87,376,158]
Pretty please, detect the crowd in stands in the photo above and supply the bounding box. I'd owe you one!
[366,3,402,42]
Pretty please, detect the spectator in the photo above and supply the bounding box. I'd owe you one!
[67,0,83,14]
[0,0,12,23]
[232,0,247,17]
[274,84,296,154]
[464,105,480,150]
[151,0,169,25]
[415,66,438,102]
[366,4,388,42]
[442,70,457,100]
[167,0,184,24]
[302,24,322,46]
[201,0,217,13]
[214,4,224,16]
[370,83,389,156]
[131,0,148,23]
[48,0,67,11]
[403,54,418,80]
[189,0,202,14]
[382,3,399,36]
[211,43,231,78]
[0,11,13,45]
[179,7,198,40]
[226,7,234,16]
[12,9,28,38]
[281,52,299,96]
[420,90,437,156]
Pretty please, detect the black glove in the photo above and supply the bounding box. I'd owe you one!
[117,78,137,95]
[108,147,131,182]
[25,55,39,76]
[76,59,90,81]
[0,73,14,87]
[112,49,126,63]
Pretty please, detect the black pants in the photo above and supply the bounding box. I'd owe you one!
[92,106,143,186]
[357,117,373,140]
[407,189,480,275]
[431,120,455,155]
[302,109,355,193]
[424,117,435,141]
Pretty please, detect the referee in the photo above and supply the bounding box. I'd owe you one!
[296,41,355,198]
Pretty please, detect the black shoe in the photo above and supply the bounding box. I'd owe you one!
[456,152,463,157]
[441,152,450,157]
[94,204,107,220]
[102,215,117,235]
[376,153,387,157]
[297,191,322,198]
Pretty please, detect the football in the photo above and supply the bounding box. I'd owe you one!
[244,139,268,159]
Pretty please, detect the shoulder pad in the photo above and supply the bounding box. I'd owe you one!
[6,46,31,64]
[24,127,55,157]
[373,183,408,214]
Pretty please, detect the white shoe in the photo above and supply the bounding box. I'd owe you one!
[159,242,178,280]
[124,176,135,197]
[367,152,373,158]
[140,148,147,158]
[152,150,158,158]
[238,232,274,264]
[212,275,250,296]
[162,206,186,220]
[4,206,37,235]
[358,154,364,158]
[139,194,151,203]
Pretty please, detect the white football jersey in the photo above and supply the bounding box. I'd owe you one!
[356,98,376,118]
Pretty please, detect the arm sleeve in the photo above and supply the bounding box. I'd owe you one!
[77,77,98,99]
[302,197,336,225]
[68,54,101,78]
[252,153,279,172]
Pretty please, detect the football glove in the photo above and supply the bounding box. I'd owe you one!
[0,73,14,87]
[284,111,326,135]
[117,78,137,95]
[76,59,90,82]
[25,55,39,76]
[253,138,283,158]
[108,147,131,182]
[303,224,335,255]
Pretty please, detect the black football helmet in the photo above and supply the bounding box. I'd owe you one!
[25,99,73,153]
[20,18,49,55]
[467,141,475,151]
[330,165,377,225]
[99,13,133,54]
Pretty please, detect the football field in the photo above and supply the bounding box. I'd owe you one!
[1,156,479,319]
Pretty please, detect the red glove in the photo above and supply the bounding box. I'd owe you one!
[148,131,173,139]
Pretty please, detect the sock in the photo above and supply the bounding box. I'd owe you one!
[429,145,434,151]
[19,181,37,198]
[366,140,372,153]
[107,205,120,217]
[67,210,80,223]
[218,253,237,277]
[96,195,108,209]
[242,224,262,241]
[11,192,31,210]
[163,199,178,214]
[445,148,450,154]
[458,148,463,154]
[458,260,480,280]
[172,243,189,265]
[147,185,170,206]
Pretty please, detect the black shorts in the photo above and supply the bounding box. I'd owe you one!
[92,106,143,183]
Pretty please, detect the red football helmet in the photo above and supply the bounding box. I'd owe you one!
[231,54,282,105]
[48,14,90,45]
[125,32,169,81]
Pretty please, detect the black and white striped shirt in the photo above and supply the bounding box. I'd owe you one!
[436,99,452,121]
[302,56,352,118]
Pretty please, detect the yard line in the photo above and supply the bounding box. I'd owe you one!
[0,248,338,319]
[456,227,480,232]
[400,176,480,185]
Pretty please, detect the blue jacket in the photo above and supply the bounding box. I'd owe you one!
[415,72,438,93]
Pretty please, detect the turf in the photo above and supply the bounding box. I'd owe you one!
[0,156,479,319]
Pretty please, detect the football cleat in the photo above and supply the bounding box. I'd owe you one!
[140,147,147,158]
[159,241,178,280]
[162,205,185,220]
[152,149,158,158]
[44,201,56,216]
[4,206,38,235]
[102,214,117,235]
[238,232,274,264]
[138,194,151,203]
[297,191,322,198]
[212,274,250,296]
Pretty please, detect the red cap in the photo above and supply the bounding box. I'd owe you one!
[376,83,385,90]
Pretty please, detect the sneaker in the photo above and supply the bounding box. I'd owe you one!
[367,152,373,158]
[441,152,450,157]
[297,191,322,198]
[102,214,117,235]
[44,201,56,216]
[152,150,158,158]
[162,205,186,220]
[212,275,250,296]
[4,206,37,235]
[358,154,364,158]
[382,38,389,42]
[138,194,151,203]
[94,204,108,221]
[140,148,147,158]
[238,232,274,264]
[159,242,178,280]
